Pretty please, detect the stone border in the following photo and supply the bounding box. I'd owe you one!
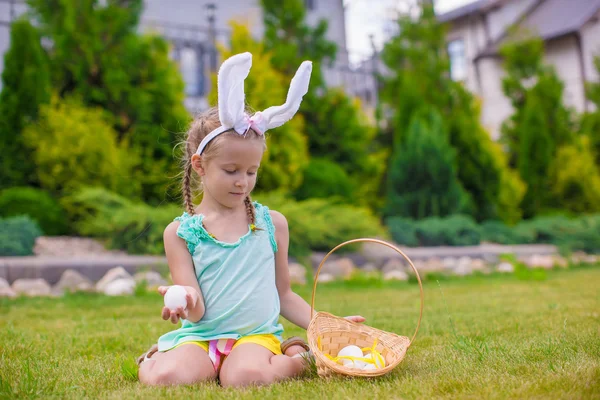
[0,255,166,284]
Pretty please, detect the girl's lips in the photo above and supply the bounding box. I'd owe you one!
[230,192,245,196]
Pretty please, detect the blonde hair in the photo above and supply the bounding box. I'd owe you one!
[181,106,266,227]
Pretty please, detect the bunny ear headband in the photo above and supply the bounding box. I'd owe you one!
[196,52,313,155]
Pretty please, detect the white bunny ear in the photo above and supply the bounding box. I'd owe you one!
[260,61,312,132]
[218,52,252,128]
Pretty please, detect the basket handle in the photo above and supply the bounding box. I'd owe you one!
[310,238,424,345]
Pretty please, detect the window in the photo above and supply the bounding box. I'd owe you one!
[305,0,315,11]
[180,47,205,96]
[447,39,467,81]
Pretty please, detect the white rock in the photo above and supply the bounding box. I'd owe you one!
[288,263,307,285]
[497,262,514,273]
[103,278,135,296]
[381,258,404,274]
[453,257,473,276]
[0,284,16,298]
[360,262,378,272]
[96,266,133,292]
[317,273,335,283]
[443,257,457,269]
[424,257,445,272]
[320,258,355,279]
[383,269,409,281]
[360,241,400,263]
[524,255,554,269]
[471,259,487,272]
[12,279,52,297]
[310,252,328,269]
[552,255,568,268]
[133,271,167,288]
[53,270,93,294]
[0,278,9,289]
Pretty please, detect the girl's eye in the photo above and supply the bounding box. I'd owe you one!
[248,172,257,176]
[224,170,236,174]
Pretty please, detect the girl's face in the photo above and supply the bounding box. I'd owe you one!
[199,137,264,208]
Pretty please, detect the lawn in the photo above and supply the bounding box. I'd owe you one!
[1,266,599,399]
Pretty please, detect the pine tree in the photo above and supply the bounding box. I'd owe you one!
[582,54,600,165]
[0,19,51,189]
[260,0,385,207]
[380,4,524,222]
[27,0,190,203]
[385,110,471,219]
[500,33,574,216]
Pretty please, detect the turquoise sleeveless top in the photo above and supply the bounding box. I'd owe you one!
[157,202,284,352]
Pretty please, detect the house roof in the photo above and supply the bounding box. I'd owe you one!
[437,0,504,23]
[519,0,600,41]
[476,0,600,58]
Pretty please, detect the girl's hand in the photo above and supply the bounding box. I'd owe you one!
[158,285,200,324]
[344,315,366,323]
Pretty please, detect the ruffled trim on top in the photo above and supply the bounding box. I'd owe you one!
[174,202,278,254]
[256,202,278,253]
[174,212,214,254]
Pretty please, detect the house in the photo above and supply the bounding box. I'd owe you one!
[439,0,600,138]
[0,0,362,113]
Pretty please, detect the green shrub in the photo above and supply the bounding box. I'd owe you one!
[480,220,535,244]
[386,213,600,252]
[61,187,180,255]
[521,214,600,254]
[415,215,481,246]
[294,158,355,202]
[519,215,584,244]
[0,18,51,190]
[0,215,43,256]
[385,110,472,219]
[255,192,387,257]
[384,217,419,247]
[23,96,138,198]
[387,214,481,247]
[0,187,68,235]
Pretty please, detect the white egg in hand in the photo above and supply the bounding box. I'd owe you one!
[164,285,188,310]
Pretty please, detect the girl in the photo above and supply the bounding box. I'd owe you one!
[137,53,364,388]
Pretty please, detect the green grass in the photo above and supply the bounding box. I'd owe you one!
[1,266,599,399]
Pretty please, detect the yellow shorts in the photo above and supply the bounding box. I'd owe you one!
[172,334,282,356]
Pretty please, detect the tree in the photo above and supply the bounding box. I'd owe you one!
[385,110,471,219]
[209,23,309,193]
[260,0,386,208]
[23,96,136,198]
[582,54,600,165]
[261,0,336,91]
[551,135,600,214]
[500,32,574,216]
[27,0,190,204]
[0,19,51,189]
[380,4,524,222]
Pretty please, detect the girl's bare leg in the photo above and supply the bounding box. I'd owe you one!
[138,343,217,386]
[219,343,306,388]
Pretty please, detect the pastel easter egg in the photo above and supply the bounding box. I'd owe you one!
[164,285,188,310]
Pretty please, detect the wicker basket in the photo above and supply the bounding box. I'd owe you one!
[306,238,424,378]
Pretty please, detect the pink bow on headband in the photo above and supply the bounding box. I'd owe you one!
[235,112,266,136]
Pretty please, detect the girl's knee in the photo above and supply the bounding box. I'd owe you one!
[139,361,209,386]
[138,361,162,386]
[220,364,269,388]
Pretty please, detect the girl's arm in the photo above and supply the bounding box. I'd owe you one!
[162,221,205,323]
[272,210,366,329]
[271,210,313,330]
